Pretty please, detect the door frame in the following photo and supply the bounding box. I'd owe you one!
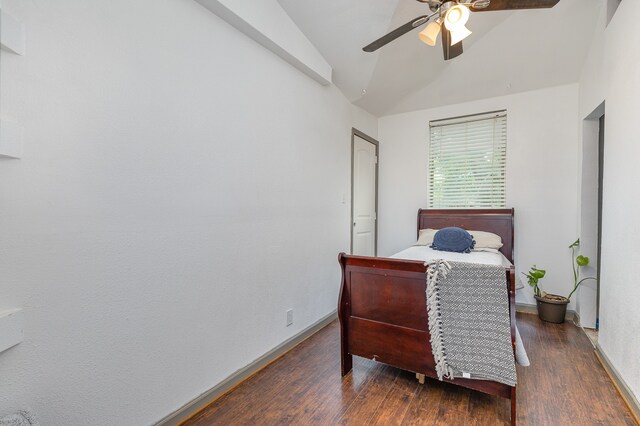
[350,128,379,256]
[596,114,604,330]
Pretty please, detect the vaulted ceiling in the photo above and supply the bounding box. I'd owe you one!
[278,0,601,116]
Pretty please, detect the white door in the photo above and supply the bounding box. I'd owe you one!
[352,134,377,256]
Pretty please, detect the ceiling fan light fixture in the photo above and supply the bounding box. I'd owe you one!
[418,20,441,46]
[443,4,470,30]
[449,24,472,45]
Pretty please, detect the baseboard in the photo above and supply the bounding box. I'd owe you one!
[515,302,576,321]
[594,344,640,425]
[515,303,538,315]
[155,310,338,426]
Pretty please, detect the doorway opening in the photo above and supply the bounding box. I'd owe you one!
[351,129,379,256]
[578,103,604,345]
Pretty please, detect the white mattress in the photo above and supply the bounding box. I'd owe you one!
[390,245,513,268]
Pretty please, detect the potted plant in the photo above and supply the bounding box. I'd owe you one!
[523,239,596,323]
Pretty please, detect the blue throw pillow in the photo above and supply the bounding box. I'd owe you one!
[431,227,476,253]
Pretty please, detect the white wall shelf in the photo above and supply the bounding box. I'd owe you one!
[0,309,23,354]
[0,120,23,158]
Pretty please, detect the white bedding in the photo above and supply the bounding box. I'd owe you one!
[390,245,529,367]
[390,245,513,268]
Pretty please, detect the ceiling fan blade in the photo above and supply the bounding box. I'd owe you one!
[471,0,560,12]
[363,15,430,52]
[441,27,463,61]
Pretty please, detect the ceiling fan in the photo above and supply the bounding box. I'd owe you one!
[363,0,560,60]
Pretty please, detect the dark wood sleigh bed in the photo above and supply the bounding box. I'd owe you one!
[338,209,518,425]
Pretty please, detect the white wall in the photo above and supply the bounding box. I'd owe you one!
[578,2,606,121]
[574,1,606,329]
[194,0,332,84]
[0,0,376,424]
[597,0,640,403]
[378,84,580,307]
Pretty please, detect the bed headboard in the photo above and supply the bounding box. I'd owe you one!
[417,208,514,264]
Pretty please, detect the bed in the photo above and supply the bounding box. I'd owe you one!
[338,208,517,425]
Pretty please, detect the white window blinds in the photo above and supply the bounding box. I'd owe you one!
[428,111,507,209]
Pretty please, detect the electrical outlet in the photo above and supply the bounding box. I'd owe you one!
[286,309,293,326]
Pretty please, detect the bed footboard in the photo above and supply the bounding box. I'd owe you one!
[338,253,430,377]
[338,252,517,414]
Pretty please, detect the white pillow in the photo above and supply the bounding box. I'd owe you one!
[415,228,503,250]
[472,247,501,253]
[469,230,504,250]
[415,228,438,246]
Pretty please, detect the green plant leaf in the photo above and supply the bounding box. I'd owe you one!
[524,265,544,295]
[532,270,546,279]
[576,255,589,266]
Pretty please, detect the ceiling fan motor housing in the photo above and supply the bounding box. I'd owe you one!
[428,0,443,12]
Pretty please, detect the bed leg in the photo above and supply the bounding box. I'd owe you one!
[339,321,352,375]
[341,353,352,376]
[510,386,517,426]
[416,373,425,385]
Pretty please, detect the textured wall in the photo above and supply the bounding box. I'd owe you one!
[0,0,376,424]
[598,0,640,403]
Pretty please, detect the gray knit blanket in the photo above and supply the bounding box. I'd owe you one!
[426,260,516,386]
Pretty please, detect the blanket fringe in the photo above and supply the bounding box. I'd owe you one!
[425,259,454,381]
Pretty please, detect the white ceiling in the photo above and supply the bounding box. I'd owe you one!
[278,0,602,116]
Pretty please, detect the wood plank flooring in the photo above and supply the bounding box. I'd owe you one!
[183,313,637,425]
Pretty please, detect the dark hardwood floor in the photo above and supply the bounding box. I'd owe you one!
[183,313,637,425]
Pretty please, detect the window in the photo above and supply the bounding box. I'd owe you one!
[428,110,506,209]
